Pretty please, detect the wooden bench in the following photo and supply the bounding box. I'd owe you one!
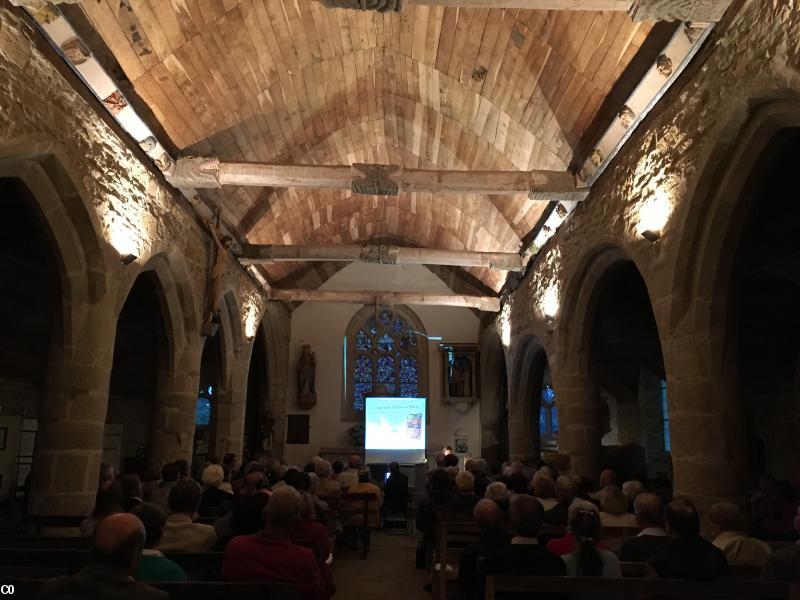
[433,512,493,600]
[0,534,89,549]
[8,578,299,600]
[484,575,798,599]
[25,515,85,535]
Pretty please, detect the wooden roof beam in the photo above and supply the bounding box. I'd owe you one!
[270,289,501,312]
[237,243,525,271]
[165,158,588,203]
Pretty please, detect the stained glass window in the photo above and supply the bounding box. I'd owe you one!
[539,384,558,448]
[661,379,670,452]
[196,397,211,426]
[344,306,425,420]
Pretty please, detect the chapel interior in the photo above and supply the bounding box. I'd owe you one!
[0,0,799,598]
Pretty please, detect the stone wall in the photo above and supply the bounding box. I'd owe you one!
[0,5,271,514]
[496,0,800,512]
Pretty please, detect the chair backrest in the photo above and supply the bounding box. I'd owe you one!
[484,575,796,600]
[339,492,377,525]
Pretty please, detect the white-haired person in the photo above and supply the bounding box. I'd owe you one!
[485,481,511,520]
[200,464,233,510]
[599,485,639,528]
[447,470,480,514]
[622,480,645,513]
[546,500,612,556]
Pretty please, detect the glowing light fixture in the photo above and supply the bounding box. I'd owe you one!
[500,303,512,348]
[243,302,259,341]
[409,329,442,341]
[637,188,672,243]
[541,284,560,320]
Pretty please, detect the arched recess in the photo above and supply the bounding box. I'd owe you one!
[243,324,268,459]
[342,304,430,424]
[194,328,223,467]
[479,327,510,469]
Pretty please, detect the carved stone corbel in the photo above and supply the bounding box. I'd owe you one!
[351,163,400,196]
[165,156,222,189]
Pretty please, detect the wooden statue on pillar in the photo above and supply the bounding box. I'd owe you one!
[297,344,317,409]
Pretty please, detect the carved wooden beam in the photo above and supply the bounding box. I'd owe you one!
[270,289,501,312]
[237,243,525,271]
[165,158,588,202]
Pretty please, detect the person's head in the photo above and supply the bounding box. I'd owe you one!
[429,469,450,493]
[574,475,595,498]
[174,459,190,480]
[167,479,202,515]
[222,464,231,483]
[332,460,344,475]
[665,496,701,538]
[223,453,236,467]
[471,458,488,476]
[245,471,267,490]
[293,470,312,492]
[567,499,599,531]
[434,452,446,468]
[161,462,179,484]
[507,472,528,495]
[708,502,746,536]
[99,463,115,484]
[357,466,371,483]
[485,482,510,505]
[531,474,554,499]
[92,480,124,517]
[389,461,400,474]
[633,492,664,529]
[600,485,629,516]
[570,506,603,577]
[232,489,269,534]
[201,464,224,489]
[599,469,617,488]
[264,486,302,532]
[303,462,316,473]
[283,467,300,487]
[246,461,265,475]
[473,498,503,532]
[130,502,167,550]
[444,453,459,468]
[509,494,544,538]
[555,476,577,504]
[348,454,361,470]
[622,480,644,502]
[90,513,146,573]
[119,474,142,500]
[299,490,317,522]
[455,470,475,494]
[443,445,453,455]
[316,459,333,479]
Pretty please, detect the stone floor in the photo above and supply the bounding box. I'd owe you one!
[332,531,430,599]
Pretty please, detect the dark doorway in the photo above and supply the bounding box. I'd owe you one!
[244,326,268,458]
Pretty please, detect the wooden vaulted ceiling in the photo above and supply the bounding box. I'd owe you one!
[77,1,654,293]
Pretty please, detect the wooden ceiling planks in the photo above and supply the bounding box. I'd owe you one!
[78,0,654,291]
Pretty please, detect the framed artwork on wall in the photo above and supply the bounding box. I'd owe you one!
[286,415,310,445]
[440,344,480,407]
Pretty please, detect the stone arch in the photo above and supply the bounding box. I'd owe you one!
[479,325,510,468]
[507,334,550,462]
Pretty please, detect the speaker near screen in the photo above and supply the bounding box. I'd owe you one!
[364,397,426,464]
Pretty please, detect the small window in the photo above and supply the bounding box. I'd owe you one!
[539,384,558,448]
[661,379,670,452]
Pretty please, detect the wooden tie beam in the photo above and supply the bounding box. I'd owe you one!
[165,158,588,202]
[270,289,501,312]
[237,243,525,271]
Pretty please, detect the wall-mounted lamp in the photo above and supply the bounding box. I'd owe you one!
[119,253,138,265]
[640,229,662,243]
[637,188,671,243]
[409,329,443,341]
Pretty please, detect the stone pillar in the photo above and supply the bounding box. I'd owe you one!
[508,400,535,462]
[554,369,601,481]
[150,338,203,465]
[213,347,249,459]
[29,305,116,516]
[666,333,748,515]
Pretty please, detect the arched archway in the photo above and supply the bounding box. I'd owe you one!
[508,336,554,462]
[244,325,269,459]
[194,329,223,467]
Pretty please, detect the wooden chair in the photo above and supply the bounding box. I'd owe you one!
[432,511,484,600]
[339,492,378,558]
[483,575,797,600]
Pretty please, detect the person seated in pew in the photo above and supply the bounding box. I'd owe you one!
[483,495,567,599]
[531,473,558,512]
[315,459,342,501]
[562,508,621,578]
[81,480,124,538]
[37,513,167,600]
[337,455,362,491]
[160,480,217,552]
[709,501,771,567]
[199,464,233,512]
[622,481,644,514]
[214,486,269,549]
[592,469,619,507]
[543,476,577,527]
[141,463,163,501]
[761,506,800,581]
[130,503,187,582]
[546,500,610,556]
[149,463,179,513]
[448,470,480,514]
[416,469,454,560]
[457,498,513,594]
[619,492,670,562]
[383,461,409,514]
[121,475,145,513]
[485,482,511,521]
[292,491,334,599]
[222,486,325,600]
[346,466,384,527]
[648,496,728,581]
[574,475,601,510]
[599,485,639,528]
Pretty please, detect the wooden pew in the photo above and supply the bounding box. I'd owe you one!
[8,579,299,600]
[25,515,85,535]
[432,512,486,600]
[0,534,88,549]
[484,575,797,599]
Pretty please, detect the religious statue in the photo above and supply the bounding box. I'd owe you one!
[297,344,317,409]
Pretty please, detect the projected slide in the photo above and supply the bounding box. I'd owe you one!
[365,397,426,464]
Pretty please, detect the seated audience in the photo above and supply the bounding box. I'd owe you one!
[531,474,557,511]
[543,476,576,526]
[758,480,800,540]
[141,463,163,500]
[383,461,409,513]
[448,470,480,514]
[214,487,270,549]
[338,455,361,490]
[37,513,167,600]
[222,486,325,600]
[220,464,233,494]
[591,469,618,506]
[562,506,621,578]
[546,500,609,556]
[346,466,384,527]
[174,459,190,481]
[120,475,144,512]
[81,480,124,538]
[444,453,460,469]
[485,481,511,520]
[599,485,639,528]
[160,479,217,552]
[709,501,771,567]
[292,491,334,598]
[457,499,512,594]
[574,475,601,509]
[619,492,670,562]
[417,469,453,546]
[99,462,116,491]
[484,495,566,599]
[200,464,233,510]
[761,507,800,581]
[149,463,179,512]
[130,503,187,581]
[622,480,644,513]
[648,496,728,580]
[471,459,491,497]
[332,460,344,480]
[315,459,342,501]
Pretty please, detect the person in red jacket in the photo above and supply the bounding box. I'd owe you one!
[222,485,325,600]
